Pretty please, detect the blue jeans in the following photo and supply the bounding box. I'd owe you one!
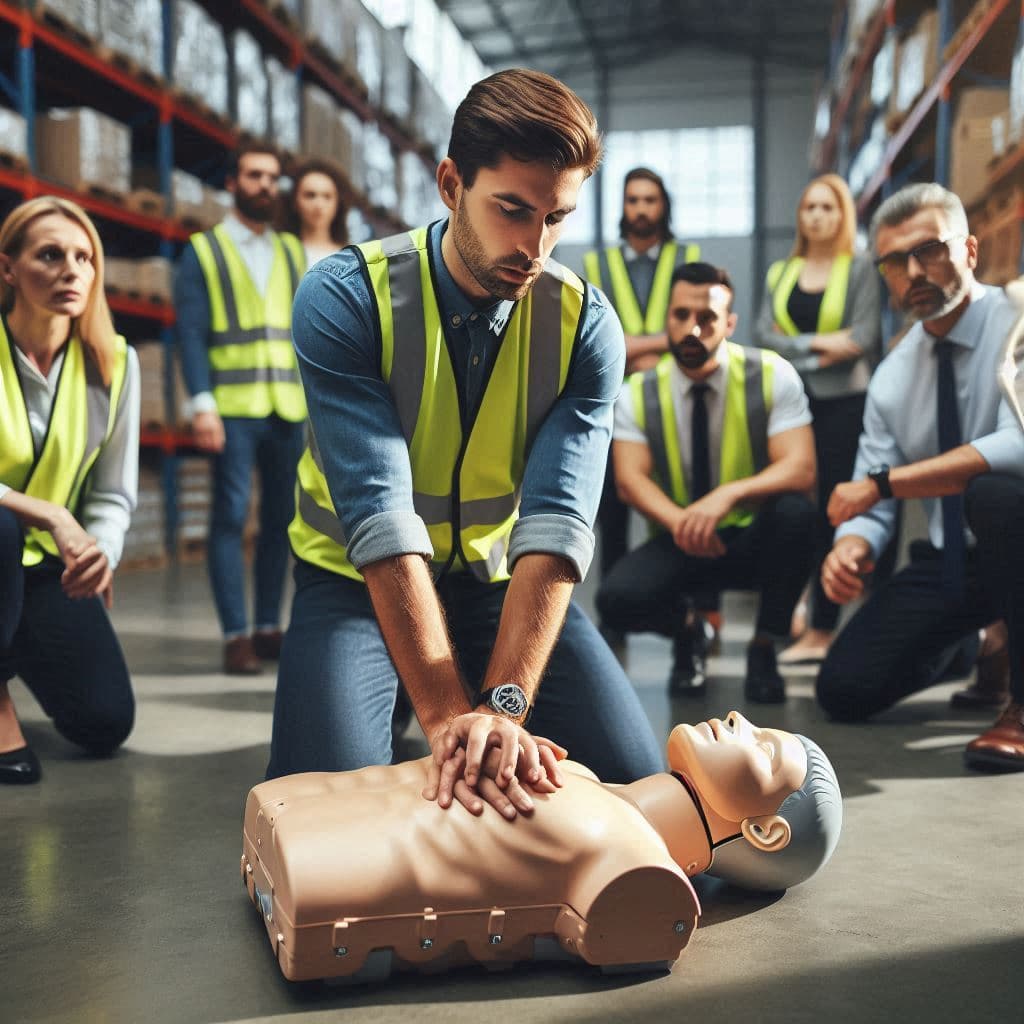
[0,507,134,754]
[208,415,305,637]
[266,560,665,782]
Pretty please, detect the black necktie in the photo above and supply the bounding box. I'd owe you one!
[935,339,965,594]
[691,383,711,502]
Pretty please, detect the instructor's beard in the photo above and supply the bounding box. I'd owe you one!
[669,334,712,370]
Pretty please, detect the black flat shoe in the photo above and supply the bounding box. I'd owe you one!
[0,745,41,785]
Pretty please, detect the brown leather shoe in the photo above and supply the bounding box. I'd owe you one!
[224,636,262,675]
[964,702,1024,771]
[251,629,284,661]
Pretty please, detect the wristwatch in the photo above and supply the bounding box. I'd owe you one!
[867,463,893,499]
[476,683,532,725]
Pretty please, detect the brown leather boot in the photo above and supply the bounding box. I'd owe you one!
[224,636,262,675]
[251,629,284,661]
[951,625,1010,710]
[964,702,1024,771]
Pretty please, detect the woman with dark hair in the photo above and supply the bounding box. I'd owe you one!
[0,196,140,784]
[282,159,348,268]
[754,173,881,665]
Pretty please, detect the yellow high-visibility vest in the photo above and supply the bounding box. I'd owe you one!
[629,343,777,529]
[766,254,851,337]
[289,227,585,583]
[190,224,307,421]
[0,322,129,565]
[583,240,700,335]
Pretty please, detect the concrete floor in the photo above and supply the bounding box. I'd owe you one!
[3,558,1021,1024]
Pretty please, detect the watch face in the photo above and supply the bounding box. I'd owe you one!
[491,683,529,719]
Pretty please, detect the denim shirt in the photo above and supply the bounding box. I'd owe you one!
[290,219,625,580]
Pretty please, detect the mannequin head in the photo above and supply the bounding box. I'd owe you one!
[668,713,842,891]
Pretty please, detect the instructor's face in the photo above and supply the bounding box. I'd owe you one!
[438,154,585,301]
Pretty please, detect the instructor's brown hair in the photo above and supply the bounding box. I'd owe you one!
[448,68,601,187]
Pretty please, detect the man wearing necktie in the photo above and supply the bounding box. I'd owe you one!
[819,182,1024,771]
[596,263,816,703]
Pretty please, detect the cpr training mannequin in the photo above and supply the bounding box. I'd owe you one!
[241,712,842,983]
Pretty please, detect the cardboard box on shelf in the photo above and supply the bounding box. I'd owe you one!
[0,107,29,166]
[135,341,167,428]
[950,87,1010,209]
[35,107,131,195]
[267,55,300,154]
[976,185,1023,285]
[232,29,269,139]
[172,0,229,119]
[35,0,100,39]
[889,10,940,126]
[98,0,162,79]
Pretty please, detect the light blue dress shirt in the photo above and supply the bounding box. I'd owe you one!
[290,219,626,580]
[837,282,1024,558]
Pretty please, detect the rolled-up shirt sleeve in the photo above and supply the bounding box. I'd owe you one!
[291,254,432,570]
[509,286,625,580]
[971,397,1024,476]
[834,389,904,559]
[81,346,141,570]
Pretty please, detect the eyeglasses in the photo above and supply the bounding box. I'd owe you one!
[874,236,965,280]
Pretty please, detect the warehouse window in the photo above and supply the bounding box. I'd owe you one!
[560,125,755,245]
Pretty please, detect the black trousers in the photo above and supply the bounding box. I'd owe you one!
[596,493,815,639]
[807,393,866,631]
[596,450,630,586]
[816,473,1024,721]
[0,507,134,755]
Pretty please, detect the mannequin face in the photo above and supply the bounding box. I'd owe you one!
[798,182,842,248]
[667,712,808,824]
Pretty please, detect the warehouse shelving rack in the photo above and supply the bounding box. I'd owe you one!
[818,0,1020,213]
[0,0,433,558]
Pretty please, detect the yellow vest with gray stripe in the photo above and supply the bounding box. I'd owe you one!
[629,343,776,529]
[583,240,700,336]
[766,254,851,337]
[189,224,306,421]
[289,226,585,583]
[0,323,129,565]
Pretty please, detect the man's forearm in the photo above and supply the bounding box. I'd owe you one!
[889,444,989,499]
[728,453,816,506]
[362,554,472,741]
[617,471,681,532]
[480,553,577,704]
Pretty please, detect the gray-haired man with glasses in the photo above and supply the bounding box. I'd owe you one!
[814,182,1024,771]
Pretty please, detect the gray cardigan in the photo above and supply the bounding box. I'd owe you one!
[753,251,882,399]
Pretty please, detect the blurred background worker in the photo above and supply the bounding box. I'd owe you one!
[583,168,702,650]
[280,158,349,269]
[175,145,306,675]
[754,174,881,667]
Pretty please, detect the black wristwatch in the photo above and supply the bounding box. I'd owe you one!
[867,463,893,499]
[477,683,532,725]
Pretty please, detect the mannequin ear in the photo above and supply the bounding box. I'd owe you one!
[741,814,792,852]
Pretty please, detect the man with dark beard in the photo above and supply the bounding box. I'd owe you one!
[817,183,1024,770]
[596,263,816,703]
[175,146,306,674]
[266,70,665,811]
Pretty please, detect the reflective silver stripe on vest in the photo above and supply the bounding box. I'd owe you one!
[204,229,298,347]
[525,265,570,455]
[641,371,671,488]
[209,326,294,348]
[298,487,347,546]
[743,349,769,473]
[382,232,426,445]
[413,491,451,522]
[210,367,301,387]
